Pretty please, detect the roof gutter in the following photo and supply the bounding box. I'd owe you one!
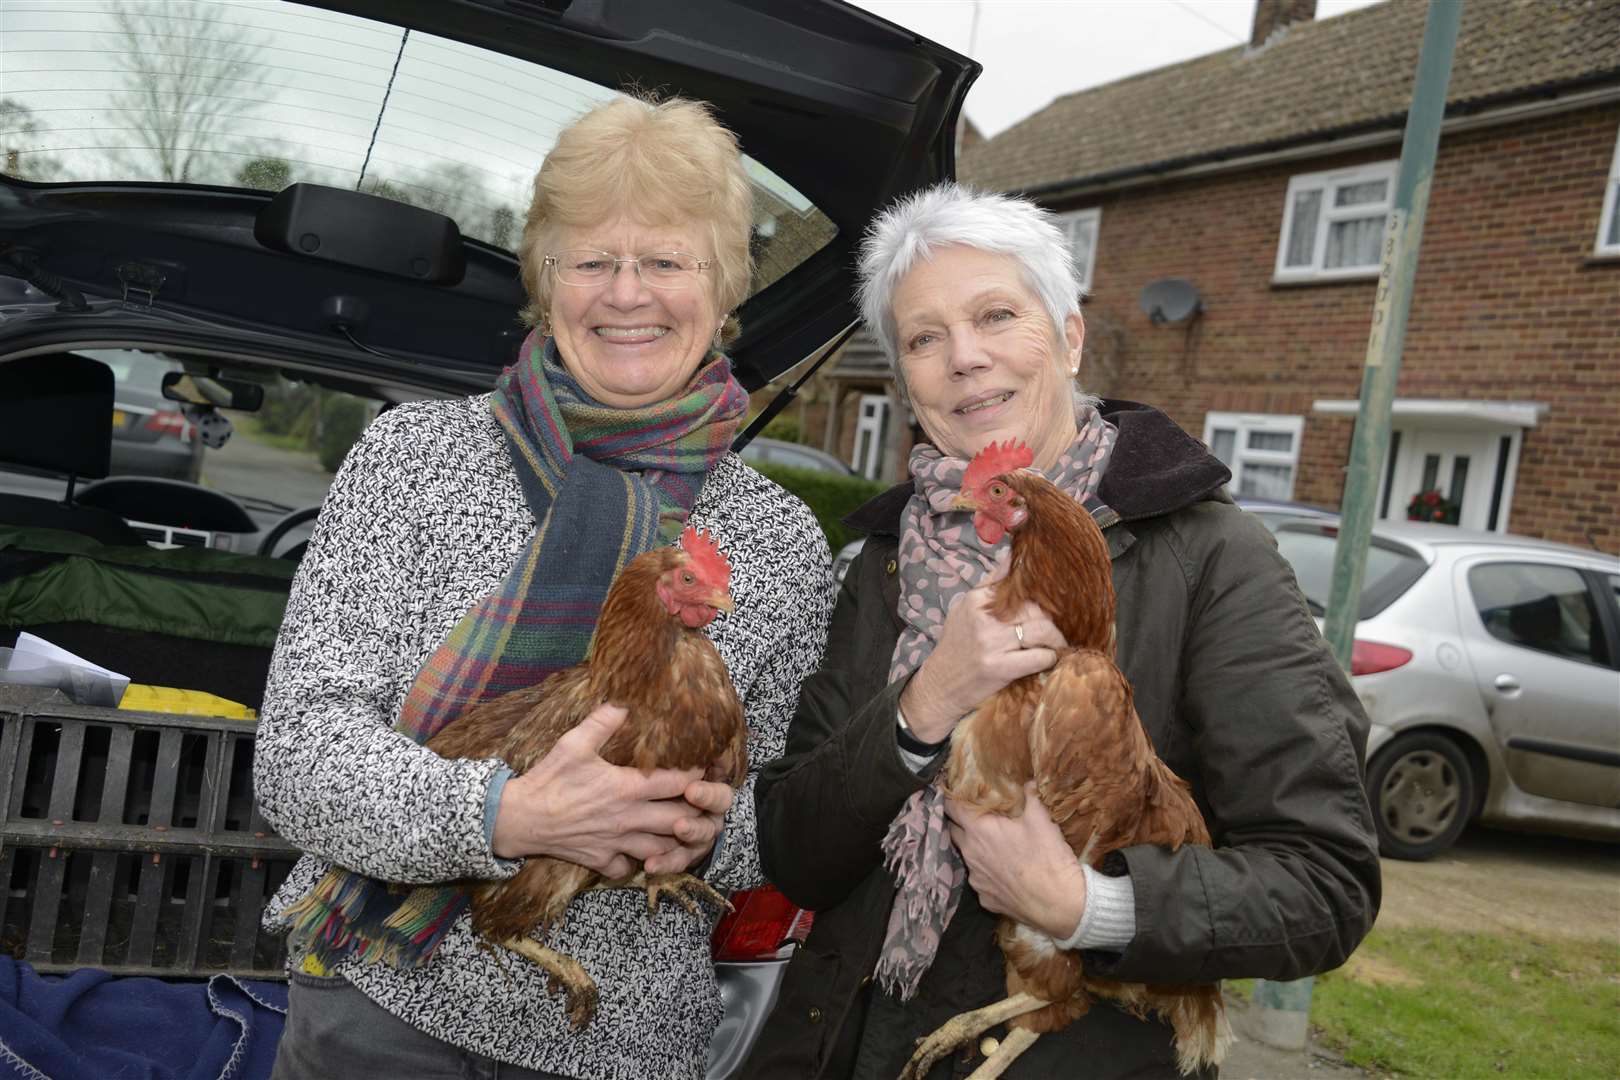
[1012,75,1620,205]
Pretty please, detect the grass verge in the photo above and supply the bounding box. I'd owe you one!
[1306,926,1619,1077]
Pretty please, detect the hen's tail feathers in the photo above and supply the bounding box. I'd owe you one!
[282,866,467,970]
[1171,991,1234,1076]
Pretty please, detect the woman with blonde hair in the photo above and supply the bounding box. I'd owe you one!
[257,95,833,1079]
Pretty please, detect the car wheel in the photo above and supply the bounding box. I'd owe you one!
[1366,732,1474,861]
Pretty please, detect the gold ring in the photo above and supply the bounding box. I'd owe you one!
[1014,623,1025,648]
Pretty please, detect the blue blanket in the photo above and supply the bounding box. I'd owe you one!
[0,959,287,1080]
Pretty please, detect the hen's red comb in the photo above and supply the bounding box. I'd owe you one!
[962,440,1035,492]
[680,525,732,588]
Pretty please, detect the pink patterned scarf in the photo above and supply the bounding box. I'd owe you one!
[876,405,1117,1000]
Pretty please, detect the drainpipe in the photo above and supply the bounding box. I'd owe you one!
[1251,0,1463,1052]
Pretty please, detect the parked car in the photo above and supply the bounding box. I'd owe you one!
[0,1,976,1075]
[95,348,205,483]
[737,435,857,475]
[1273,519,1620,859]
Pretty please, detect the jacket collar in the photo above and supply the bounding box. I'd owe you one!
[842,399,1231,538]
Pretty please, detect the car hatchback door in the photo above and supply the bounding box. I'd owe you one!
[1457,556,1620,809]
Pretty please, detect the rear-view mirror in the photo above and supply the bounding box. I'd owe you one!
[161,370,265,412]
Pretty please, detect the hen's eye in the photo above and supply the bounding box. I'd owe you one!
[680,572,695,586]
[989,482,1006,498]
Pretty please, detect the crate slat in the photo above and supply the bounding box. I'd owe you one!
[75,850,119,966]
[175,853,214,971]
[148,729,182,829]
[25,849,67,963]
[46,721,85,823]
[125,851,167,967]
[0,713,24,825]
[101,725,134,825]
[232,859,268,970]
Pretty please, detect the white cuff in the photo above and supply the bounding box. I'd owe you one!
[1056,863,1136,951]
[896,706,945,774]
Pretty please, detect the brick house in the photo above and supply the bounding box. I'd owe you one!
[775,0,1620,549]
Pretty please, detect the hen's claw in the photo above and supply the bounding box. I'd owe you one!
[644,872,733,917]
[900,992,1048,1080]
[500,937,598,1030]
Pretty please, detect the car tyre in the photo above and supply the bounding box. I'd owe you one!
[1366,732,1474,861]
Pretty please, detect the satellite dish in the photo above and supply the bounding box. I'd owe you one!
[1139,278,1202,325]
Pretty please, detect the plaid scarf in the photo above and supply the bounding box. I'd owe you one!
[875,406,1117,1001]
[283,330,747,970]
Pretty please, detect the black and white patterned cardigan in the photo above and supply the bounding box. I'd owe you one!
[254,393,834,1079]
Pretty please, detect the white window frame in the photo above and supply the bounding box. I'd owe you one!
[1058,207,1101,294]
[1596,121,1620,257]
[1274,161,1397,283]
[1203,412,1305,500]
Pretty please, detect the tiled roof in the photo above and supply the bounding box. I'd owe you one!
[960,0,1620,195]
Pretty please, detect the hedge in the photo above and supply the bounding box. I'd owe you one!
[751,463,890,553]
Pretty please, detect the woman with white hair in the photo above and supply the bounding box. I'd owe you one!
[744,183,1379,1079]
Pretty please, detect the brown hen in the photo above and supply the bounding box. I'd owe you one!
[423,525,746,1028]
[900,442,1230,1079]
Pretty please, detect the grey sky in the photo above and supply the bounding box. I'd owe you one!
[851,0,1386,138]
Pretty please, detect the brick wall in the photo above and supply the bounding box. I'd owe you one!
[1063,103,1620,549]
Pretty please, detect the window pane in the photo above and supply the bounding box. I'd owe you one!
[1470,563,1603,665]
[1608,183,1620,246]
[1247,430,1294,452]
[1325,215,1384,268]
[1067,218,1095,283]
[1609,575,1619,619]
[1448,456,1470,506]
[1209,429,1236,465]
[1421,454,1441,492]
[1335,179,1388,207]
[1275,531,1425,619]
[1285,189,1322,267]
[1237,463,1293,500]
[0,1,838,286]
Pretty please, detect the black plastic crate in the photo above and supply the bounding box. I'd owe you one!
[0,684,298,978]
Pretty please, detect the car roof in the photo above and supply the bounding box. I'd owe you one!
[1276,518,1619,564]
[0,0,977,397]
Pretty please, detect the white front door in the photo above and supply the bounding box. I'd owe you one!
[1383,428,1508,531]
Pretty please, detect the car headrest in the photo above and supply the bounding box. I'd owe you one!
[0,354,114,479]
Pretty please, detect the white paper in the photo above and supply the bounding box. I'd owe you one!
[1,632,130,707]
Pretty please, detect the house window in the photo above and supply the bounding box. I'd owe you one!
[1274,162,1397,282]
[1597,122,1620,256]
[1058,208,1101,294]
[1203,412,1304,500]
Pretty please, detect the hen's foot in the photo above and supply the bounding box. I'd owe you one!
[966,1027,1041,1080]
[643,873,733,917]
[499,937,598,1030]
[899,992,1047,1080]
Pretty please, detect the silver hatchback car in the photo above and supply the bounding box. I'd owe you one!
[1273,520,1620,860]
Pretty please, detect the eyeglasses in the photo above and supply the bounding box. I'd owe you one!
[544,249,711,290]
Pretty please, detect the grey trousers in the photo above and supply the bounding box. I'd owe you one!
[271,971,570,1080]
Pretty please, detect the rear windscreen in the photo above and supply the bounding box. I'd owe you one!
[1274,528,1428,620]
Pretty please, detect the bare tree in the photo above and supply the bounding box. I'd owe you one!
[0,99,64,180]
[108,0,272,183]
[364,162,522,249]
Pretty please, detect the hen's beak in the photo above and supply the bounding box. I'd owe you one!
[710,591,735,614]
[950,493,980,512]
